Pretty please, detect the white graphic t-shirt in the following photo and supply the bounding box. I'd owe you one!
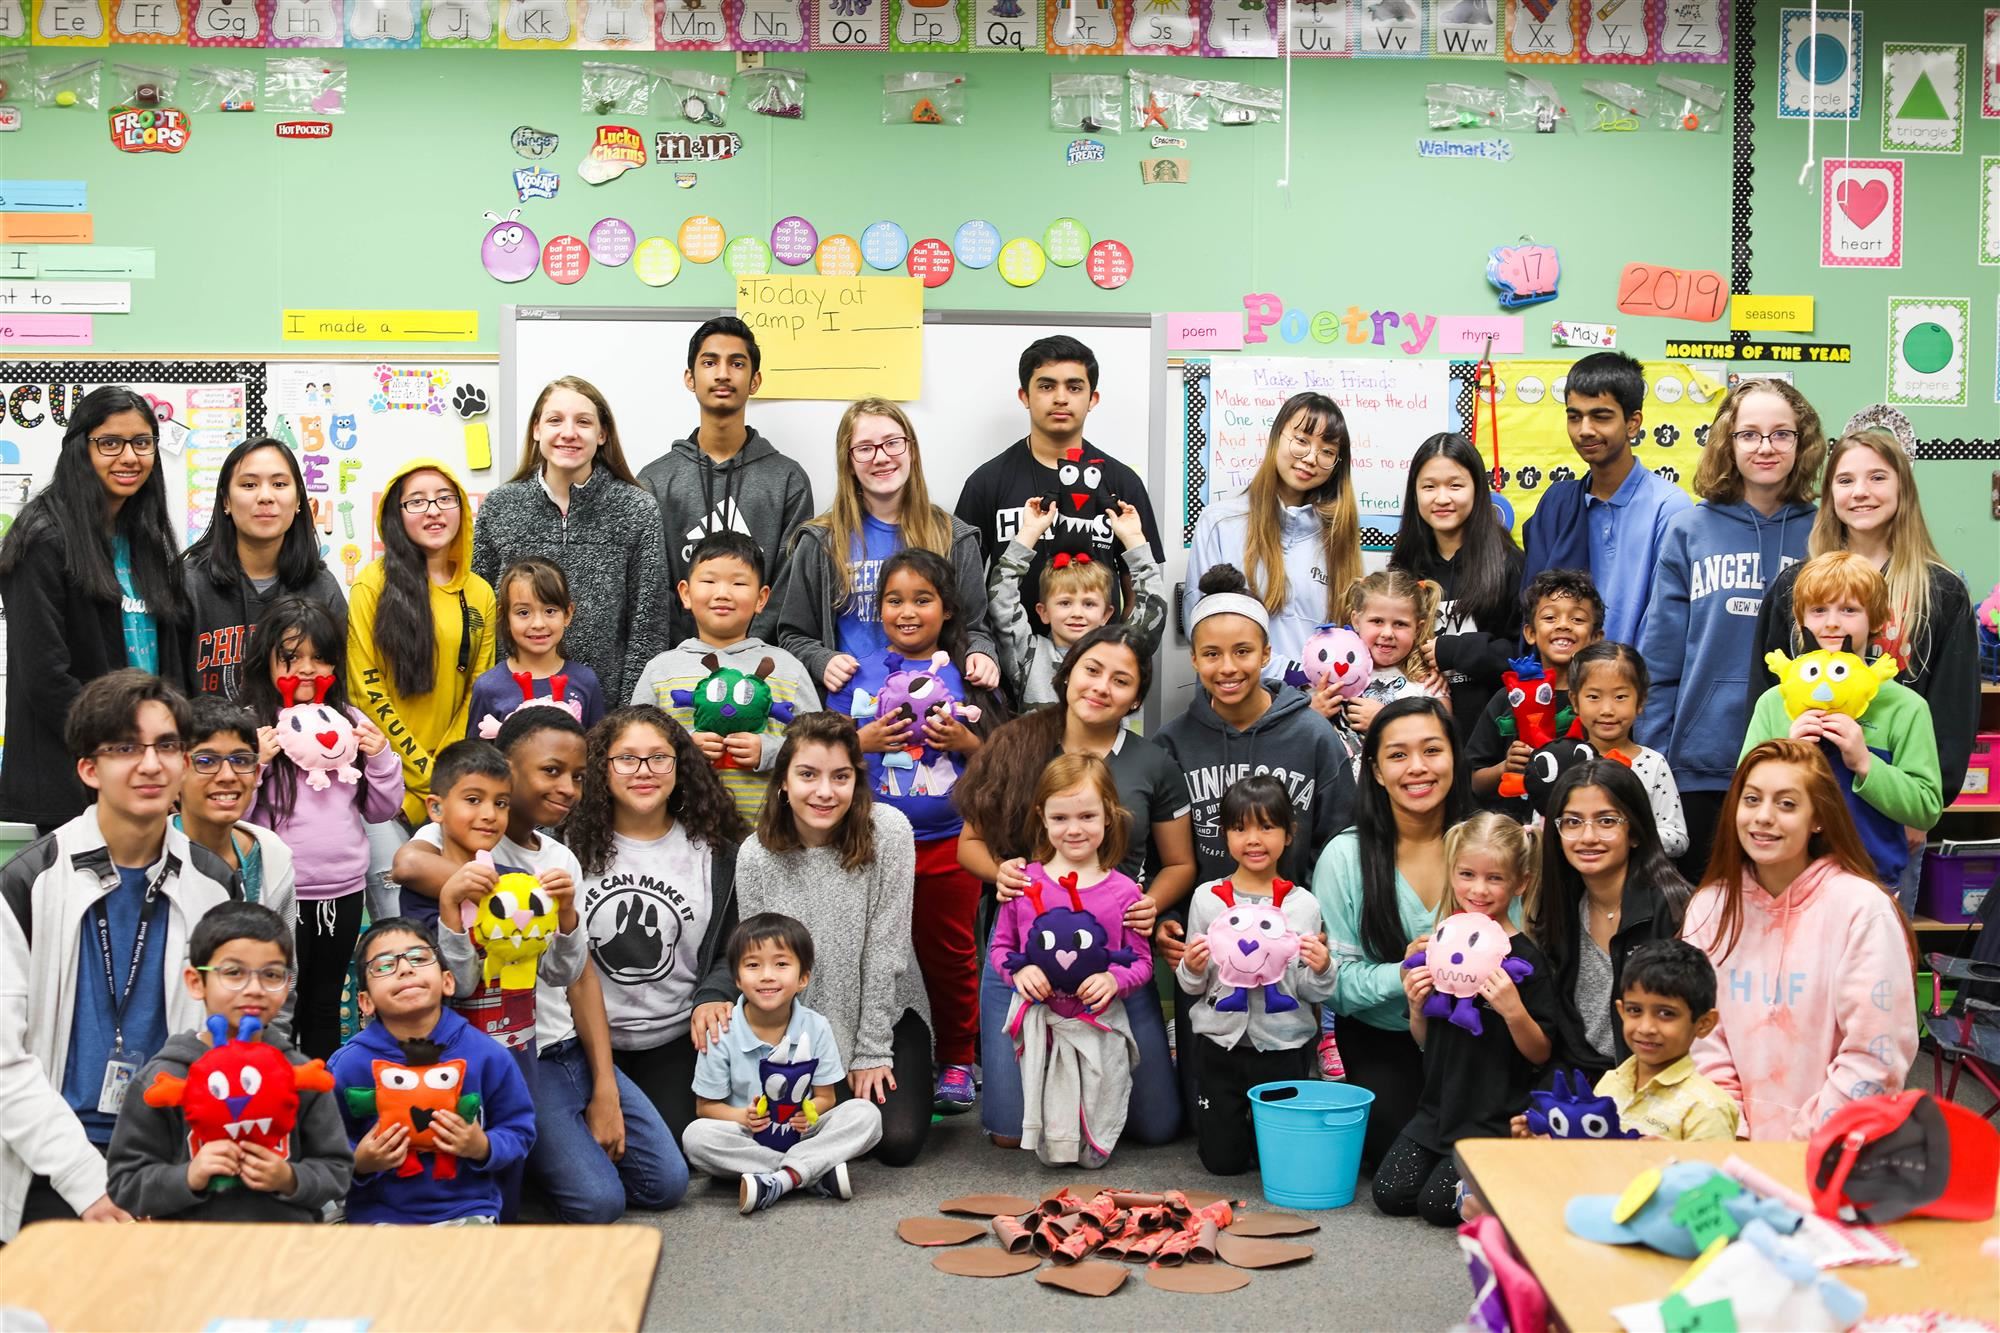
[582,825,712,1048]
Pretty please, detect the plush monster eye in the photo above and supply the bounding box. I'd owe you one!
[764,1072,788,1100]
[487,893,511,920]
[1072,928,1095,949]
[239,1066,263,1096]
[288,715,303,733]
[1531,751,1561,784]
[1799,661,1824,681]
[382,1067,419,1091]
[529,889,553,915]
[1224,911,1245,930]
[1059,463,1080,485]
[1467,930,1481,947]
[423,1065,460,1090]
[908,677,938,700]
[1082,465,1103,489]
[731,680,758,707]
[1258,916,1283,935]
[207,1070,231,1098]
[787,1074,812,1101]
[703,679,728,702]
[1038,930,1057,950]
[1582,1113,1610,1138]
[1506,688,1525,708]
[1533,683,1553,705]
[1546,1107,1571,1137]
[317,707,336,725]
[1827,661,1851,681]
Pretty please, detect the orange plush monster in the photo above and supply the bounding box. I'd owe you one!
[341,1038,484,1180]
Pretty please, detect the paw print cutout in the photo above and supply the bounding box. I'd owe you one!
[1653,423,1680,449]
[367,393,389,413]
[453,385,489,420]
[1549,465,1577,486]
[1694,424,1711,448]
[1491,467,1511,491]
[1656,465,1680,485]
[1516,464,1543,491]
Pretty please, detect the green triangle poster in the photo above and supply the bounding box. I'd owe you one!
[1898,71,1950,120]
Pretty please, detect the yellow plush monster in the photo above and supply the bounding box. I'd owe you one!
[465,866,559,990]
[1764,648,1899,721]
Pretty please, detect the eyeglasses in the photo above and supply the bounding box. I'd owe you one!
[1730,428,1799,451]
[364,946,439,977]
[89,435,158,458]
[189,751,259,776]
[195,963,294,992]
[849,436,910,464]
[1281,429,1341,467]
[93,739,184,763]
[1555,814,1629,838]
[610,752,677,776]
[399,493,462,515]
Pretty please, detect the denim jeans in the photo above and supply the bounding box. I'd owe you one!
[529,1038,689,1222]
[978,955,1182,1144]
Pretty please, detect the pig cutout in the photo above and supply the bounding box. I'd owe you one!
[1285,624,1370,699]
[274,675,361,791]
[1402,910,1533,1035]
[1205,879,1302,1014]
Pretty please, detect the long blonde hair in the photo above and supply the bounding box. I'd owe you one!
[1245,393,1362,621]
[1441,811,1540,926]
[1693,378,1825,506]
[511,375,638,484]
[1806,429,1948,668]
[1342,569,1443,682]
[806,398,954,605]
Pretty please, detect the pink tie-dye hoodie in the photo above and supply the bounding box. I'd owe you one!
[1682,856,1917,1141]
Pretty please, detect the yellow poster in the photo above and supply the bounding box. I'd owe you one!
[1484,360,1726,538]
[734,274,923,400]
[31,0,113,44]
[281,309,479,342]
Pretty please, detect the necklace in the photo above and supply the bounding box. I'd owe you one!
[1591,898,1620,921]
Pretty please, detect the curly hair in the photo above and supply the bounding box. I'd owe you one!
[559,704,746,878]
[1693,378,1825,506]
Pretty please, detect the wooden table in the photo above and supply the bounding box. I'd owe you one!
[1455,1139,2000,1332]
[0,1222,661,1331]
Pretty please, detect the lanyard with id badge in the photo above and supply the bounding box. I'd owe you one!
[94,868,167,1117]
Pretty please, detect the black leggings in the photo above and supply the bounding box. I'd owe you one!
[294,894,364,1060]
[835,1008,934,1168]
[1339,1018,1425,1174]
[1372,1133,1462,1227]
[615,1036,700,1143]
[1192,1035,1310,1177]
[1677,790,1725,884]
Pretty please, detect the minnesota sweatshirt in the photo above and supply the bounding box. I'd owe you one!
[346,457,499,824]
[636,428,815,646]
[1635,499,1814,793]
[1183,490,1348,678]
[183,555,348,702]
[1682,858,1916,1141]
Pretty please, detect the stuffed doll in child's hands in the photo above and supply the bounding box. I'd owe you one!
[460,851,558,990]
[670,654,798,769]
[1003,866,1137,1001]
[1495,656,1581,799]
[751,1032,820,1152]
[143,1014,332,1192]
[1402,911,1534,1036]
[1203,880,1303,1014]
[273,674,361,791]
[1764,646,1897,721]
[852,651,981,794]
[343,1037,483,1180]
[1526,1068,1637,1140]
[476,671,585,740]
[1285,624,1371,700]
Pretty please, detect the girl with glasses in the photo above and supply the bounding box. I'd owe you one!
[779,397,999,699]
[0,386,191,832]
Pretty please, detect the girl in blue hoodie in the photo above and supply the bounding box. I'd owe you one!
[1636,378,1822,878]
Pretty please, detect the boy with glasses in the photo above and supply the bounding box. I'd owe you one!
[106,902,352,1221]
[0,670,241,1239]
[173,696,298,933]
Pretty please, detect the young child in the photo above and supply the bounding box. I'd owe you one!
[468,558,608,739]
[631,531,819,828]
[846,547,997,1113]
[329,916,537,1225]
[988,495,1166,706]
[1340,569,1449,738]
[1378,813,1559,1227]
[988,755,1153,1168]
[1467,569,1606,819]
[1175,777,1336,1176]
[683,914,883,1213]
[175,696,298,932]
[107,902,352,1221]
[1741,551,1942,887]
[242,597,404,1061]
[1568,643,1688,858]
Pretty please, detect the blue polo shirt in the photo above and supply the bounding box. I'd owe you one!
[691,999,846,1109]
[1583,462,1691,647]
[63,865,170,1143]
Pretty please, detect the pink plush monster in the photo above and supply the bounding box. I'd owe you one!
[476,672,584,740]
[273,675,360,792]
[1401,910,1534,1036]
[1285,624,1370,699]
[1205,879,1302,1014]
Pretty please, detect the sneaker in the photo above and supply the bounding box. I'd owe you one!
[934,1064,977,1113]
[739,1171,792,1214]
[1318,1030,1347,1081]
[811,1161,853,1201]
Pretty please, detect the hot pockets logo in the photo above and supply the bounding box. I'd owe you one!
[276,120,335,140]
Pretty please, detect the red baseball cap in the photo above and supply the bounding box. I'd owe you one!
[1808,1090,1999,1224]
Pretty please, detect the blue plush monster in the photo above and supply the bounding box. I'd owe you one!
[1527,1068,1638,1140]
[750,1030,819,1152]
[1002,865,1137,998]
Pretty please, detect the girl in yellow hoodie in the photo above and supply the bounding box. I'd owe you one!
[346,458,498,828]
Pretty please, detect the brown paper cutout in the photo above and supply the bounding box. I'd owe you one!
[933,1249,1042,1278]
[1179,1189,1233,1209]
[939,1194,1036,1217]
[1225,1212,1321,1237]
[898,1217,990,1247]
[1144,1264,1251,1294]
[1215,1233,1315,1269]
[1037,1261,1128,1297]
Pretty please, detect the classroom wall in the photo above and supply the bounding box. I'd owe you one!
[4,0,1994,588]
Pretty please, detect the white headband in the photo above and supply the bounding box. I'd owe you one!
[1188,592,1271,635]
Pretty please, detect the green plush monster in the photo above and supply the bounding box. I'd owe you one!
[671,653,797,769]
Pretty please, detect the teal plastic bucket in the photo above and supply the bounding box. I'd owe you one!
[1247,1080,1375,1210]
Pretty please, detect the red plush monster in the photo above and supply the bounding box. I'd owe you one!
[142,1014,332,1192]
[1493,656,1581,800]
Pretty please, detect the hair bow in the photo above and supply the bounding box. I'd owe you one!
[1051,552,1093,569]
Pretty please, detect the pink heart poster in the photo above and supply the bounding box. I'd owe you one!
[1821,157,1903,268]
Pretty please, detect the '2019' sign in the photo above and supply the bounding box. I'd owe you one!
[1615,262,1727,322]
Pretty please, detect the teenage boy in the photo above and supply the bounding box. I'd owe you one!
[955,336,1166,623]
[0,670,241,1239]
[639,318,815,646]
[1467,570,1605,817]
[329,916,536,1225]
[630,531,821,826]
[1519,352,1691,647]
[106,902,353,1221]
[175,696,298,931]
[683,913,882,1213]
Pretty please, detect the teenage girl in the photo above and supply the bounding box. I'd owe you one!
[1638,379,1821,880]
[0,387,191,830]
[1680,739,1917,1140]
[467,558,608,738]
[1567,642,1687,858]
[987,754,1152,1167]
[1341,569,1448,738]
[557,704,747,1141]
[242,597,404,1059]
[1387,433,1524,743]
[1378,812,1558,1227]
[844,547,999,1113]
[1176,776,1336,1176]
[1183,392,1364,703]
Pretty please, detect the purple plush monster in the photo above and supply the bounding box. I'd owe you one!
[750,1030,819,1152]
[1402,910,1534,1035]
[851,650,981,794]
[1002,865,1136,998]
